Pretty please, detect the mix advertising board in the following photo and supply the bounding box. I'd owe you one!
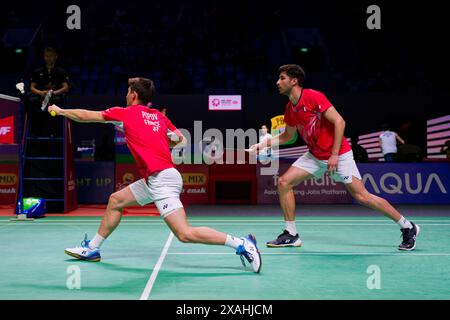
[2,161,449,205]
[56,160,450,205]
[0,94,20,205]
[0,164,18,205]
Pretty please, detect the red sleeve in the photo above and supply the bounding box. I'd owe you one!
[283,103,296,126]
[101,107,126,121]
[312,91,333,113]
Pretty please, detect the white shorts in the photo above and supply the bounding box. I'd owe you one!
[292,151,361,184]
[129,167,183,218]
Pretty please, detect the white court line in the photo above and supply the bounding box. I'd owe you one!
[167,252,450,256]
[1,219,450,223]
[139,232,174,300]
[2,222,450,226]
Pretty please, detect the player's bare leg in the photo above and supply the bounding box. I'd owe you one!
[164,207,227,245]
[267,166,313,247]
[346,176,420,250]
[97,186,139,238]
[164,207,262,272]
[278,166,313,221]
[345,177,402,221]
[64,186,138,261]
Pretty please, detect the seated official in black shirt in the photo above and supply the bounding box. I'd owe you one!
[26,47,69,112]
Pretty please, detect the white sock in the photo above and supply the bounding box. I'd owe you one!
[397,216,413,229]
[225,235,244,249]
[285,221,297,236]
[89,233,105,249]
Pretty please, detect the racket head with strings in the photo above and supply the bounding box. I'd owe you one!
[41,90,53,111]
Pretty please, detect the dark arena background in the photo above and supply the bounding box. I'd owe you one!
[0,0,449,313]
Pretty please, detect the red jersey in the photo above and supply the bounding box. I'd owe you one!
[102,105,181,178]
[283,89,351,160]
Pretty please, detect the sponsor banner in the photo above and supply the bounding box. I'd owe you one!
[257,161,353,204]
[208,95,242,111]
[75,161,115,203]
[0,94,20,144]
[0,164,19,205]
[358,163,450,204]
[270,115,286,133]
[270,115,297,145]
[177,164,209,204]
[0,116,14,144]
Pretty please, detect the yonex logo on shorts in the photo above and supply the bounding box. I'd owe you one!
[163,204,168,210]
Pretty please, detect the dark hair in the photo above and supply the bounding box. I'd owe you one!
[128,77,155,105]
[44,47,57,55]
[382,122,390,131]
[279,64,306,86]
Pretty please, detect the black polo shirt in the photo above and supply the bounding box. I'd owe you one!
[31,66,69,91]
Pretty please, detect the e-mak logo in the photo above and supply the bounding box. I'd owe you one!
[363,173,447,194]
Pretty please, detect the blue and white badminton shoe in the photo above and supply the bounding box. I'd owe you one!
[64,234,101,262]
[236,234,262,273]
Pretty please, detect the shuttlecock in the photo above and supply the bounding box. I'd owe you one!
[16,82,25,94]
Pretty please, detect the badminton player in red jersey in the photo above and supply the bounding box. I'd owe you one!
[249,65,419,251]
[49,77,261,272]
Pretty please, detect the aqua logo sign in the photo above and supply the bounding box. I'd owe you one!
[363,173,447,195]
[358,163,450,204]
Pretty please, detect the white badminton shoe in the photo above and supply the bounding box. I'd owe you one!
[64,234,101,262]
[236,234,262,273]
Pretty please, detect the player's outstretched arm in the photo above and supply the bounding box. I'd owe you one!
[249,125,296,153]
[48,104,106,123]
